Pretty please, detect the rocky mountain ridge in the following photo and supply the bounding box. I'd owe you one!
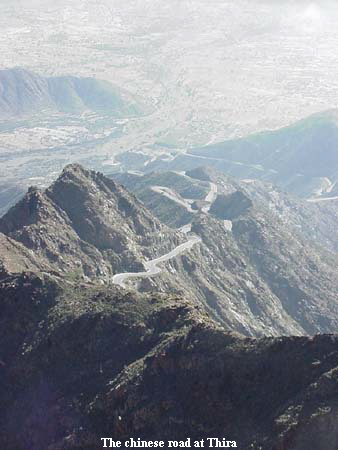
[112,167,338,337]
[0,164,181,279]
[1,164,338,449]
[1,272,338,450]
[2,164,338,338]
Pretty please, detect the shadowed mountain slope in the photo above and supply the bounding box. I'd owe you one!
[122,112,338,198]
[1,272,338,450]
[0,67,143,118]
[188,111,338,197]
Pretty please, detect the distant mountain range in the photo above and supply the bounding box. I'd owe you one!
[189,110,338,197]
[116,110,338,198]
[0,67,144,118]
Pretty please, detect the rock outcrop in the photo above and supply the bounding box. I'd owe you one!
[209,191,253,220]
[111,169,338,337]
[0,164,180,278]
[1,272,338,450]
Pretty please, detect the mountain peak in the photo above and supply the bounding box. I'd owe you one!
[61,163,86,175]
[27,185,41,193]
[0,185,54,235]
[0,165,177,278]
[50,163,118,199]
[57,163,92,183]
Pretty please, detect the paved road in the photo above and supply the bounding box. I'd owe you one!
[151,180,218,214]
[151,185,196,213]
[202,182,218,213]
[111,178,219,288]
[224,220,233,231]
[205,182,218,202]
[112,233,201,288]
[179,223,192,234]
[307,196,338,203]
[184,153,266,172]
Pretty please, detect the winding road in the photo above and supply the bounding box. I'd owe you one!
[112,231,201,288]
[307,196,338,203]
[184,153,266,172]
[111,179,218,288]
[202,182,218,213]
[151,186,196,213]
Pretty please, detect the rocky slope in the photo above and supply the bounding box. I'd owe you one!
[2,164,338,337]
[113,167,338,337]
[0,67,143,118]
[118,167,338,254]
[0,232,50,277]
[2,164,338,448]
[1,272,338,450]
[139,211,338,337]
[114,171,209,227]
[209,191,253,220]
[0,164,181,279]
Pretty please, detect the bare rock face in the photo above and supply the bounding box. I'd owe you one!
[0,232,50,278]
[109,168,338,338]
[0,164,179,278]
[185,166,218,182]
[209,191,253,220]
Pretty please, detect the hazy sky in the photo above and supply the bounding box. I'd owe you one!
[2,0,338,143]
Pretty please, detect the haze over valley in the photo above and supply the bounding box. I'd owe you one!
[2,2,338,449]
[2,0,338,203]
